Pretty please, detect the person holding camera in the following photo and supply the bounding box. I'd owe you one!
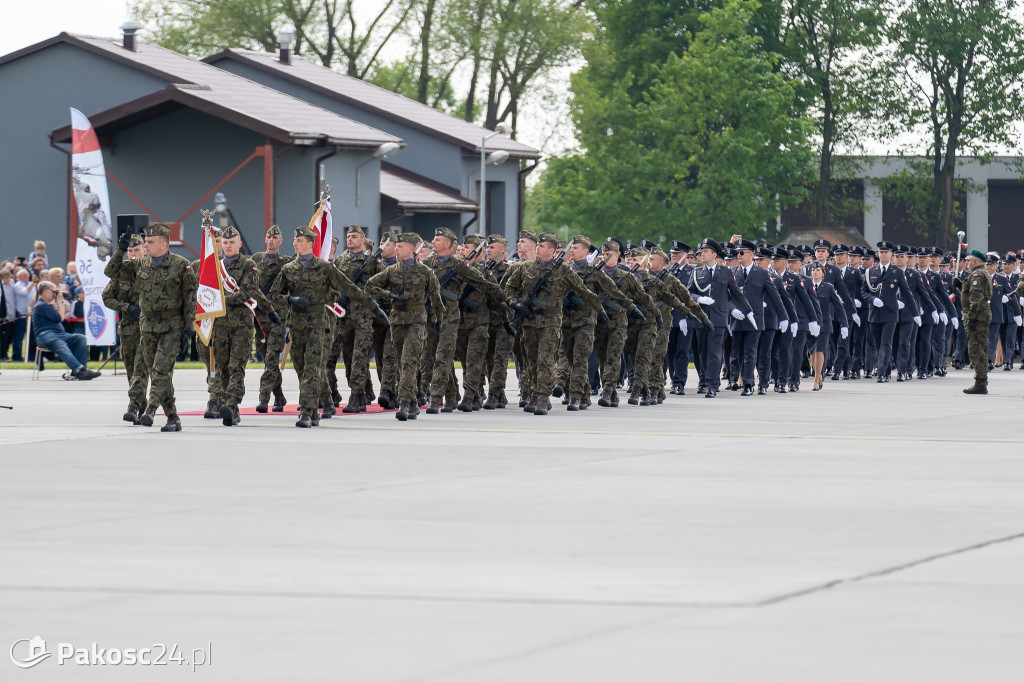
[32,281,100,380]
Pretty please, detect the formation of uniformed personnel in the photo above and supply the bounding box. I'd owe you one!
[102,233,147,423]
[251,225,292,413]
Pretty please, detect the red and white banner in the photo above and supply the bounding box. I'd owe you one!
[194,224,226,345]
[309,195,333,260]
[69,107,117,345]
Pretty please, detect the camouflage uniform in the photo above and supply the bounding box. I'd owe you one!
[502,236,600,414]
[251,243,292,408]
[365,234,444,419]
[484,252,514,406]
[270,227,368,421]
[101,234,148,416]
[644,260,709,397]
[454,236,503,408]
[377,252,400,402]
[333,229,384,408]
[501,257,533,401]
[962,261,993,390]
[106,224,197,430]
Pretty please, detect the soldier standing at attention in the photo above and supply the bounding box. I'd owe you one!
[333,225,384,414]
[270,226,369,428]
[962,250,993,394]
[105,223,196,432]
[503,231,599,415]
[365,233,445,421]
[482,234,514,409]
[212,226,279,426]
[102,233,147,423]
[252,225,292,413]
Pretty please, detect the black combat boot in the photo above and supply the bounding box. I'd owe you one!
[395,402,409,421]
[524,396,538,413]
[220,404,235,426]
[472,394,483,411]
[342,393,363,414]
[296,412,312,427]
[256,394,269,413]
[321,403,335,419]
[310,410,320,426]
[566,398,580,411]
[457,399,474,412]
[580,397,590,409]
[610,390,620,407]
[426,401,441,414]
[123,406,139,424]
[365,388,377,404]
[638,388,651,406]
[628,387,641,405]
[533,399,551,415]
[519,395,529,408]
[497,392,507,408]
[138,405,157,427]
[203,400,219,419]
[161,414,182,432]
[963,383,988,394]
[598,390,613,407]
[483,395,499,410]
[407,402,420,419]
[272,388,287,412]
[331,387,343,407]
[441,398,456,413]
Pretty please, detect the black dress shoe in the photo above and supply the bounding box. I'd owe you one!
[705,389,717,398]
[696,386,706,395]
[774,385,786,394]
[741,386,753,396]
[757,387,767,395]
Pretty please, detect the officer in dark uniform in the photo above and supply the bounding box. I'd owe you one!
[861,241,914,382]
[756,246,797,394]
[665,241,694,393]
[731,239,786,395]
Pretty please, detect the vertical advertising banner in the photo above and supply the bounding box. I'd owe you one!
[69,107,117,345]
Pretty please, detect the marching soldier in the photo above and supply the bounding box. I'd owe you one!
[102,233,147,423]
[376,232,401,408]
[482,234,515,409]
[252,225,292,413]
[454,234,498,410]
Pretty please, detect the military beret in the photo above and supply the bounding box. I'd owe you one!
[735,238,757,252]
[670,240,691,253]
[144,222,172,238]
[571,234,592,247]
[397,232,422,245]
[518,230,539,243]
[346,225,366,236]
[629,247,648,258]
[698,239,725,259]
[266,224,282,236]
[294,225,317,240]
[330,235,340,246]
[651,246,669,260]
[222,225,240,239]
[876,240,895,252]
[420,241,433,250]
[812,238,832,250]
[603,237,625,252]
[381,231,397,243]
[967,249,985,260]
[486,234,508,246]
[434,227,458,242]
[537,231,559,245]
[128,234,145,247]
[639,239,657,251]
[463,234,483,245]
[557,240,567,250]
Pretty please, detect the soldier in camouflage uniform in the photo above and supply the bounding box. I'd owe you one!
[251,225,292,413]
[454,234,503,411]
[375,232,400,408]
[501,231,538,406]
[105,223,197,432]
[593,238,656,408]
[366,233,445,421]
[270,225,369,427]
[321,235,344,416]
[211,226,279,425]
[102,233,147,423]
[421,227,504,414]
[502,232,600,415]
[623,247,665,405]
[554,235,638,411]
[962,250,993,394]
[333,225,385,413]
[482,234,514,409]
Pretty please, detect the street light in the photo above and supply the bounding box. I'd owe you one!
[354,142,402,206]
[479,122,511,235]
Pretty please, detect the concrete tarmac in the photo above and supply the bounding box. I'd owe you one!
[1,366,1022,680]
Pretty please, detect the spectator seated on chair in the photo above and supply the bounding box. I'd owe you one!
[32,281,100,380]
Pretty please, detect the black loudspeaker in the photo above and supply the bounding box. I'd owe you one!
[116,214,149,240]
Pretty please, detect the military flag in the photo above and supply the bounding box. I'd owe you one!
[194,216,226,345]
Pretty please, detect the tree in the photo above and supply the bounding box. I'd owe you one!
[871,0,1024,249]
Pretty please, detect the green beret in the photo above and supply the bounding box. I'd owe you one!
[144,222,172,238]
[486,234,508,246]
[434,227,458,242]
[222,225,240,239]
[294,225,317,240]
[381,231,397,243]
[970,250,986,260]
[538,231,559,245]
[570,234,591,247]
[346,225,365,236]
[397,232,422,245]
[331,235,339,246]
[463,234,483,245]
[518,230,539,243]
[603,237,622,252]
[266,224,282,236]
[128,234,145,247]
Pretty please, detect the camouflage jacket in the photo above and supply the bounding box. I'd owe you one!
[600,266,656,330]
[643,270,708,325]
[252,252,293,313]
[962,265,993,323]
[423,252,504,323]
[101,256,139,335]
[333,250,383,312]
[106,248,197,334]
[269,256,367,319]
[486,259,511,327]
[459,260,500,328]
[564,260,634,328]
[365,260,444,325]
[503,259,599,329]
[220,255,272,327]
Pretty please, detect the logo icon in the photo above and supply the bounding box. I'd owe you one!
[87,300,108,338]
[10,636,51,668]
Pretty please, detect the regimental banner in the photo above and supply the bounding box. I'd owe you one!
[194,219,226,345]
[309,189,333,260]
[69,108,117,346]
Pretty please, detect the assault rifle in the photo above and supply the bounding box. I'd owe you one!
[337,237,392,325]
[507,247,570,336]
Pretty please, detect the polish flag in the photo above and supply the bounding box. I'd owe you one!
[309,194,333,260]
[194,224,226,345]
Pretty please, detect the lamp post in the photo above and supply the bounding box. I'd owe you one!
[479,122,511,235]
[354,141,401,207]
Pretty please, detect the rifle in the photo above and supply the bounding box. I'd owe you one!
[337,237,392,325]
[507,246,570,336]
[457,250,491,312]
[564,253,611,321]
[438,241,486,305]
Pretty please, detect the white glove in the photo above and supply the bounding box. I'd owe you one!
[873,297,884,307]
[697,296,715,305]
[939,312,948,324]
[678,318,688,334]
[840,326,849,339]
[952,317,959,330]
[762,301,768,307]
[897,300,905,310]
[746,312,756,327]
[779,320,789,333]
[1018,296,1023,306]
[931,311,939,324]
[808,321,821,337]
[913,315,922,327]
[1002,295,1010,303]
[1016,315,1023,327]
[919,308,924,315]
[731,308,745,320]
[791,324,799,337]
[852,313,861,327]
[854,299,862,308]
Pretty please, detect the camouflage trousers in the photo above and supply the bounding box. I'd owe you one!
[391,321,427,402]
[211,321,253,407]
[967,318,989,385]
[121,331,149,411]
[521,325,561,399]
[429,313,462,403]
[625,322,657,391]
[324,315,342,401]
[556,323,596,400]
[372,320,388,387]
[594,323,628,391]
[138,329,182,416]
[645,323,673,392]
[512,331,533,397]
[339,308,375,396]
[485,323,514,397]
[380,326,398,394]
[289,312,327,415]
[256,311,287,400]
[456,321,489,402]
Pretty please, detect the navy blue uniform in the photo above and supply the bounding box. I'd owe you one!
[861,263,914,380]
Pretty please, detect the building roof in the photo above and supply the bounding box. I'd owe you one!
[8,33,401,148]
[380,163,478,213]
[204,49,541,159]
